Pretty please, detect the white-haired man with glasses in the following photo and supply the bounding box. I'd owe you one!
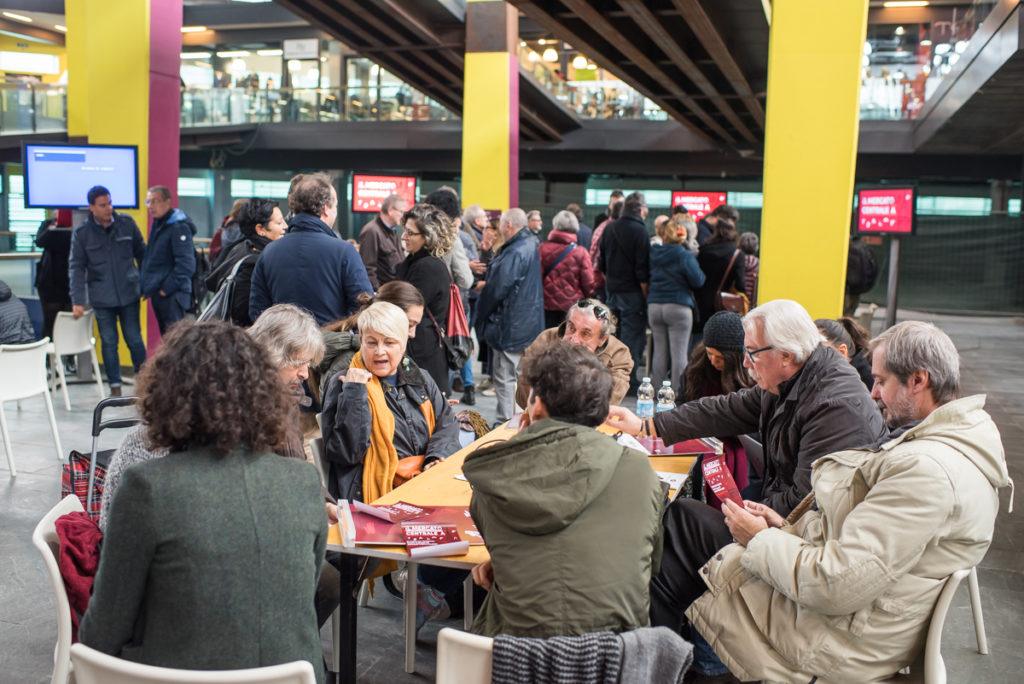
[515,298,634,407]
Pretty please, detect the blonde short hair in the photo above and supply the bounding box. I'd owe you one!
[357,302,410,351]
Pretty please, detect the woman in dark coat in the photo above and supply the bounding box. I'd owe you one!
[694,218,746,337]
[396,203,454,396]
[34,210,73,341]
[204,197,287,327]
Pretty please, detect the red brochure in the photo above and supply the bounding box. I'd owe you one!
[701,454,744,507]
[339,502,484,547]
[352,500,427,523]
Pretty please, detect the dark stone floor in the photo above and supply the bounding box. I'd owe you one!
[2,309,1022,683]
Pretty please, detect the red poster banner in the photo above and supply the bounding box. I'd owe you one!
[857,188,915,234]
[352,174,417,213]
[671,191,727,220]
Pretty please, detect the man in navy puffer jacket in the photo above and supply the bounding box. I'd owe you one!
[142,185,196,334]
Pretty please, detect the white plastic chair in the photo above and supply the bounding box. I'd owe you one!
[49,310,105,410]
[0,338,64,477]
[69,643,316,684]
[881,568,971,684]
[436,627,493,684]
[32,494,86,684]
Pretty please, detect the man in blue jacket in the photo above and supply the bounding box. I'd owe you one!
[69,185,147,397]
[142,185,196,334]
[475,208,544,424]
[249,173,372,325]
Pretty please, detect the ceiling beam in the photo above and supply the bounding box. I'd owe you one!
[557,0,735,143]
[617,0,756,142]
[670,0,766,128]
[0,18,64,45]
[510,0,714,144]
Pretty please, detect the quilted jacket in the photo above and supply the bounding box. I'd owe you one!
[540,230,594,312]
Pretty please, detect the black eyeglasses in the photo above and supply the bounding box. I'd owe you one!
[576,298,608,320]
[744,345,774,363]
[403,230,421,237]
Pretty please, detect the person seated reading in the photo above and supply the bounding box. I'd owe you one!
[466,340,664,638]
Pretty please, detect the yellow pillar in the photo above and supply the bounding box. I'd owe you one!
[66,0,183,358]
[758,1,869,318]
[461,0,518,210]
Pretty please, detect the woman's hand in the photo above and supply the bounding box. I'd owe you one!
[326,501,339,525]
[469,259,487,275]
[722,499,768,546]
[339,368,372,384]
[604,405,643,435]
[423,459,442,471]
[472,560,494,590]
[743,500,786,529]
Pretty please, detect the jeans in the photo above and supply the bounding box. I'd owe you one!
[648,303,693,395]
[606,291,647,388]
[492,348,523,423]
[150,294,187,335]
[93,303,147,387]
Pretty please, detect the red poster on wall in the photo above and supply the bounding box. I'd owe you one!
[352,174,417,213]
[857,188,916,235]
[671,191,727,220]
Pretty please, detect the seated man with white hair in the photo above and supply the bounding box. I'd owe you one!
[610,298,886,517]
[646,321,1011,683]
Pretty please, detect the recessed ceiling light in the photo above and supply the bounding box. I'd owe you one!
[882,1,929,7]
[257,49,283,56]
[216,50,251,58]
[181,26,208,33]
[2,11,32,23]
[181,52,212,59]
[53,24,67,32]
[542,48,558,62]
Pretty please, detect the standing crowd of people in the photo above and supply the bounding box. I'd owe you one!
[40,173,1010,684]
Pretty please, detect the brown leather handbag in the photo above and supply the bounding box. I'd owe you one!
[393,455,425,487]
[714,250,750,315]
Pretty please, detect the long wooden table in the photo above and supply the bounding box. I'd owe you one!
[325,424,697,682]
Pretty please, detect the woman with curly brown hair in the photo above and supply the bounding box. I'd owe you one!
[397,202,455,394]
[79,320,327,683]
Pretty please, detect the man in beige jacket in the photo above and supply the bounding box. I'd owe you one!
[515,298,633,408]
[665,321,1011,683]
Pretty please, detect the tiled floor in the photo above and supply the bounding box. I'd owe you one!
[2,310,1022,683]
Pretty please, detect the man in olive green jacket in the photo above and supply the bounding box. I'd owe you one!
[464,340,663,638]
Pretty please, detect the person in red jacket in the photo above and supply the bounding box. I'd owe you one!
[540,210,594,329]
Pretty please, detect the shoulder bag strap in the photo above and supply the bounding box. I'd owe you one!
[544,243,577,279]
[717,249,740,293]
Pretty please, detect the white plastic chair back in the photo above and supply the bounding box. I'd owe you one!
[881,568,971,684]
[69,643,316,684]
[1,338,64,475]
[309,437,327,487]
[0,338,52,401]
[32,495,85,684]
[51,311,96,357]
[436,627,493,684]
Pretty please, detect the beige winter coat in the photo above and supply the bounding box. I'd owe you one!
[687,394,1011,684]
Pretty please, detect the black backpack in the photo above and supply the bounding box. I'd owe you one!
[188,248,212,314]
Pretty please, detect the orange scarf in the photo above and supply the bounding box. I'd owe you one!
[351,351,436,504]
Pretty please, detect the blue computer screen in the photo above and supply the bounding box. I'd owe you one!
[23,144,139,208]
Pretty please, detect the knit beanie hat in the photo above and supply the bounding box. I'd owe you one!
[703,311,745,352]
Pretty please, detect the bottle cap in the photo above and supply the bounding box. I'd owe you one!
[642,377,651,383]
[662,380,671,386]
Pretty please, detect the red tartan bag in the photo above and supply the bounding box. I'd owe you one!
[61,449,113,521]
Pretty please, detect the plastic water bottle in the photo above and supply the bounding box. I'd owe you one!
[656,381,675,413]
[636,377,655,420]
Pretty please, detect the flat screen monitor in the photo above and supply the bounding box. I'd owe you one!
[351,174,417,213]
[23,143,139,208]
[856,187,916,235]
[671,191,726,220]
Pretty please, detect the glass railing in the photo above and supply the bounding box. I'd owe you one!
[179,86,457,126]
[516,43,668,121]
[0,83,66,134]
[859,0,999,120]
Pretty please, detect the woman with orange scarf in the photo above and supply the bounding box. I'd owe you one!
[320,301,460,507]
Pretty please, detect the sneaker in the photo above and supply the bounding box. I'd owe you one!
[461,386,476,406]
[481,387,496,397]
[415,585,450,631]
[478,376,493,391]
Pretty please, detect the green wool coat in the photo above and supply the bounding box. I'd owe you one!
[79,447,327,684]
[463,419,665,638]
